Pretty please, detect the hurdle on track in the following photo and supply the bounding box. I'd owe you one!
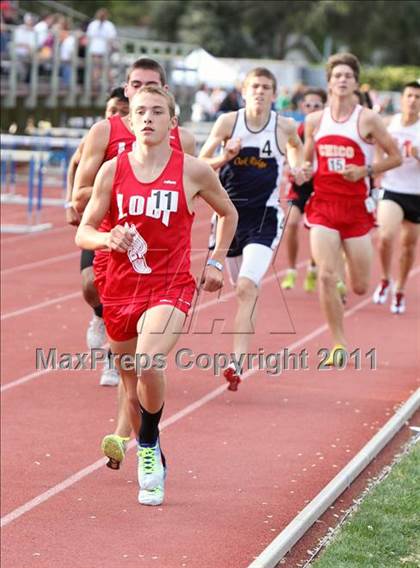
[1,135,79,234]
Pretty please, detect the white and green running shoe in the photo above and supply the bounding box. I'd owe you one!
[101,434,129,470]
[138,485,165,506]
[137,440,165,491]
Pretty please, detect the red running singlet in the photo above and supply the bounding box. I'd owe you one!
[93,119,183,295]
[305,105,375,239]
[313,104,373,200]
[103,149,195,303]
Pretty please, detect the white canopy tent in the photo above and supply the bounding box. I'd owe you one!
[172,48,238,88]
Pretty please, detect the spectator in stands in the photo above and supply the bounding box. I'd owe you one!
[1,2,22,70]
[0,14,9,58]
[59,17,76,87]
[34,14,55,50]
[290,82,306,110]
[13,12,36,82]
[218,87,242,114]
[35,14,58,76]
[275,86,291,111]
[0,0,18,25]
[192,83,215,122]
[77,20,89,85]
[361,83,382,112]
[354,88,373,109]
[86,8,117,85]
[24,116,36,135]
[211,87,227,114]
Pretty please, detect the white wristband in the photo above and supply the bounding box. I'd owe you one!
[206,258,223,271]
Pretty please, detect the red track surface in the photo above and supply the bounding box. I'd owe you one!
[1,197,419,568]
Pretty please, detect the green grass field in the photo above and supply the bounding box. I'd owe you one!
[312,441,420,568]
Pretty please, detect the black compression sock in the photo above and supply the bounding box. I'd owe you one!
[138,404,164,446]
[93,304,103,318]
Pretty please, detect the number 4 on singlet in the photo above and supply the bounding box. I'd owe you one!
[260,140,272,158]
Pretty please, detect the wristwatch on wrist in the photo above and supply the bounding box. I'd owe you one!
[366,164,374,177]
[206,258,223,271]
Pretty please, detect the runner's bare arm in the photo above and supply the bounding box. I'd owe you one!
[303,111,321,163]
[366,113,402,175]
[284,118,304,168]
[179,127,196,156]
[72,120,110,213]
[75,158,131,253]
[199,112,240,170]
[343,111,402,182]
[66,140,83,201]
[65,138,84,226]
[372,115,393,185]
[185,156,238,291]
[371,113,400,171]
[278,115,310,183]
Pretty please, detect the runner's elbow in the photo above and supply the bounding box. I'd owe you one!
[73,191,87,214]
[228,206,239,231]
[74,229,84,248]
[394,153,403,168]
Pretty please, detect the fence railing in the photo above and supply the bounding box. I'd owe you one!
[0,25,197,108]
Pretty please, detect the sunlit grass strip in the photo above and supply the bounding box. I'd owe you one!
[312,441,420,568]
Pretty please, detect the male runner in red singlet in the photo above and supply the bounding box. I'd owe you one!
[304,53,402,365]
[65,88,129,387]
[372,81,420,314]
[73,58,195,303]
[72,58,196,465]
[65,88,130,227]
[76,86,238,506]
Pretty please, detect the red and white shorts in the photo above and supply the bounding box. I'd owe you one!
[305,195,375,240]
[103,281,196,342]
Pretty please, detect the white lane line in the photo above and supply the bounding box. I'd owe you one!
[1,368,55,392]
[1,250,206,277]
[0,278,400,528]
[0,251,207,321]
[1,217,210,247]
[0,249,298,321]
[1,241,209,276]
[0,225,70,244]
[246,265,420,567]
[0,381,226,529]
[1,252,80,276]
[248,388,420,568]
[1,354,85,393]
[0,260,306,390]
[1,291,82,321]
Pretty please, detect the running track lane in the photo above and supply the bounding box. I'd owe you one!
[0,198,212,268]
[1,270,419,567]
[0,256,307,508]
[1,200,418,565]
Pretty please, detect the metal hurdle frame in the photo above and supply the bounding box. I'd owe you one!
[1,134,79,233]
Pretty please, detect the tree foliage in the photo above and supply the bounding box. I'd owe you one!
[360,66,420,91]
[56,0,420,65]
